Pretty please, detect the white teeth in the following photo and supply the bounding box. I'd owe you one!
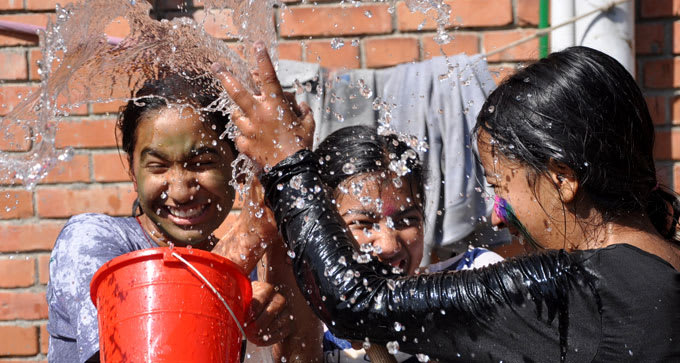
[166,204,207,219]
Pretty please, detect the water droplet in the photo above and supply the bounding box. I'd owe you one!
[364,10,373,18]
[330,38,345,49]
[393,321,404,332]
[342,162,356,175]
[287,250,296,259]
[386,341,400,354]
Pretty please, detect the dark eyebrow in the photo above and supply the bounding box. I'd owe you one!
[140,147,168,161]
[342,209,378,219]
[190,146,220,157]
[393,205,422,218]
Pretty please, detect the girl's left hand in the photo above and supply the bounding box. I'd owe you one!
[245,281,293,346]
[211,41,315,169]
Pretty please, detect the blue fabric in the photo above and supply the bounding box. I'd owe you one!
[46,214,158,363]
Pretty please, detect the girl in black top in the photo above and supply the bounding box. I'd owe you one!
[213,44,680,362]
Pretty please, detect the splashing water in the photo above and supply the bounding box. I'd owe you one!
[1,0,279,188]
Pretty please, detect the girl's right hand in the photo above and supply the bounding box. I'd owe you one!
[211,41,315,169]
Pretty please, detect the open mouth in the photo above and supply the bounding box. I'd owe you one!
[164,203,211,226]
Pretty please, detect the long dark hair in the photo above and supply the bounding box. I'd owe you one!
[315,126,425,214]
[475,46,679,244]
[117,73,235,168]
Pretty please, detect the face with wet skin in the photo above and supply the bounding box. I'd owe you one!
[477,130,579,251]
[131,106,235,249]
[335,173,424,274]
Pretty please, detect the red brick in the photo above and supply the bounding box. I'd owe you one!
[671,96,680,124]
[0,84,40,116]
[0,190,33,219]
[0,258,35,288]
[483,30,539,62]
[365,37,419,68]
[36,185,136,218]
[278,42,303,61]
[305,39,360,69]
[674,21,680,54]
[193,9,238,40]
[92,99,127,114]
[0,326,39,356]
[26,0,77,10]
[488,65,516,85]
[0,14,50,46]
[0,51,27,80]
[0,0,23,10]
[55,118,118,148]
[0,221,63,252]
[654,129,680,160]
[517,0,539,26]
[39,324,48,354]
[423,33,479,59]
[93,152,131,182]
[38,254,49,285]
[41,154,90,184]
[641,0,680,18]
[673,163,680,192]
[0,292,47,320]
[397,0,512,31]
[643,58,680,88]
[28,48,41,81]
[279,4,392,37]
[0,122,31,152]
[636,23,666,55]
[646,96,667,126]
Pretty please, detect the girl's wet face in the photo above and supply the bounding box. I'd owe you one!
[131,106,235,248]
[335,174,424,274]
[477,130,569,250]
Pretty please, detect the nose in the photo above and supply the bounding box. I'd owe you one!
[372,226,404,261]
[166,168,198,204]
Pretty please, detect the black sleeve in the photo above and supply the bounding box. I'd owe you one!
[261,150,602,363]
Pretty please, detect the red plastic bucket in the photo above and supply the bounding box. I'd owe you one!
[90,247,252,363]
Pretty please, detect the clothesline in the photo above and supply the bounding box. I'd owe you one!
[0,0,632,60]
[483,0,631,58]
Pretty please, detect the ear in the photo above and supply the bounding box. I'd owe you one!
[128,159,138,192]
[547,159,578,203]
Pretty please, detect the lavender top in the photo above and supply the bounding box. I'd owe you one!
[46,213,158,363]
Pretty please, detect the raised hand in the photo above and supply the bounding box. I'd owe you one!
[211,41,315,169]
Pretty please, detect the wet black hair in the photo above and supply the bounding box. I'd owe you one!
[117,72,236,168]
[315,126,425,214]
[475,46,679,244]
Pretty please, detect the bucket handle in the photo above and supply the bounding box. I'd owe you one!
[170,252,249,363]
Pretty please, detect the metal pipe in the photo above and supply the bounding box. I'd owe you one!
[574,0,635,74]
[550,0,575,53]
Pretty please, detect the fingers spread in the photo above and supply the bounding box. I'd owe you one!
[211,63,255,116]
[253,41,284,101]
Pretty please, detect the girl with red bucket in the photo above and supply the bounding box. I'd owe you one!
[46,73,298,362]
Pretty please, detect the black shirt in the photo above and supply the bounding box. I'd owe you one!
[262,150,680,362]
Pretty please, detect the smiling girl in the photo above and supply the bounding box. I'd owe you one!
[46,74,291,362]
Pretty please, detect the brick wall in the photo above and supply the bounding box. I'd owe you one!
[0,0,670,360]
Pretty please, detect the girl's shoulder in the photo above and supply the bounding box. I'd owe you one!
[53,213,148,255]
